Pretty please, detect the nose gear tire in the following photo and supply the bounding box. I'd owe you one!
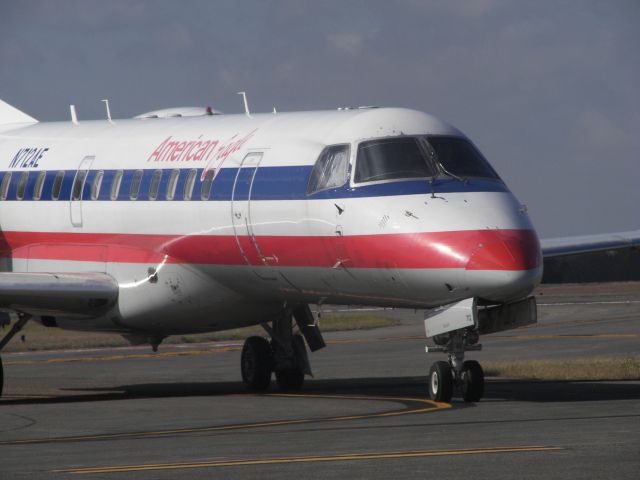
[428,360,453,402]
[461,359,484,402]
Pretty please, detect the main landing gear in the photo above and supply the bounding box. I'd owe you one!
[0,313,31,397]
[241,305,325,393]
[426,328,484,403]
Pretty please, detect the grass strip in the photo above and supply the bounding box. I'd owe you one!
[1,314,398,353]
[483,357,640,381]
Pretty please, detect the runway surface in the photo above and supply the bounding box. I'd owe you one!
[1,283,639,479]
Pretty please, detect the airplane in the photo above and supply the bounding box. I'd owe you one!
[0,97,637,403]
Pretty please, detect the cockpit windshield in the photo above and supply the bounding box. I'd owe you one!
[354,137,436,183]
[353,136,499,185]
[426,136,499,180]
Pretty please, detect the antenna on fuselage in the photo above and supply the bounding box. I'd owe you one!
[69,105,78,125]
[237,91,251,118]
[101,99,113,123]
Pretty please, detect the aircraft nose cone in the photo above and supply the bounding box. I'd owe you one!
[464,230,543,301]
[466,230,541,272]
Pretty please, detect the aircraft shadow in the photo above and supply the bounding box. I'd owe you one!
[2,375,639,405]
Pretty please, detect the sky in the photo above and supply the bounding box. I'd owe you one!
[0,0,638,238]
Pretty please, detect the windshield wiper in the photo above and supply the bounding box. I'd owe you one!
[423,140,467,186]
[437,164,466,184]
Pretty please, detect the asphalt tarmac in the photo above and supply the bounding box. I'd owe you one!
[1,283,639,479]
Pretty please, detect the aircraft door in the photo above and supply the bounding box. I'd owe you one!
[231,152,264,265]
[70,155,94,227]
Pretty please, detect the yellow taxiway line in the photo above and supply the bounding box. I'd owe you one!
[54,445,564,474]
[0,393,449,445]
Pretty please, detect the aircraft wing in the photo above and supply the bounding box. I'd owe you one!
[541,229,640,258]
[0,272,118,318]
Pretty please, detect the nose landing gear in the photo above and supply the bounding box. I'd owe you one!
[426,328,484,403]
[424,295,538,402]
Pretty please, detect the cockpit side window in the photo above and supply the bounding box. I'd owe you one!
[354,137,435,184]
[426,136,499,179]
[306,144,350,195]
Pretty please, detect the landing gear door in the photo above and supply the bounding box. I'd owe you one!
[70,155,94,228]
[424,297,477,338]
[231,152,263,265]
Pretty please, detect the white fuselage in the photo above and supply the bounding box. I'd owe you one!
[0,107,542,336]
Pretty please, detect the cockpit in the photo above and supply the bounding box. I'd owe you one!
[306,136,500,195]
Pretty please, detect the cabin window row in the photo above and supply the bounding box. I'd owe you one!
[0,169,216,202]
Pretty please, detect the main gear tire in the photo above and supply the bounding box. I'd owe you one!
[241,336,273,392]
[275,367,305,391]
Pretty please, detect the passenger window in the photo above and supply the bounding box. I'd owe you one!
[306,145,350,195]
[91,170,104,200]
[0,172,12,200]
[130,170,143,200]
[166,169,180,200]
[148,170,162,201]
[33,171,46,200]
[183,169,197,200]
[110,170,123,200]
[200,169,216,200]
[425,136,499,179]
[52,171,65,200]
[355,137,435,184]
[16,172,29,200]
[71,170,88,200]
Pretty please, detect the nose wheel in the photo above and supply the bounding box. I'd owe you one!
[428,358,485,403]
[426,328,485,403]
[460,359,484,402]
[428,361,453,402]
[429,360,484,403]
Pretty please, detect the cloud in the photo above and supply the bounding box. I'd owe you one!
[575,110,635,152]
[0,39,25,64]
[2,0,147,30]
[326,32,365,56]
[401,0,506,16]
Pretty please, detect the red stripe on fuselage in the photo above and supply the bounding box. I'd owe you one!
[0,229,541,271]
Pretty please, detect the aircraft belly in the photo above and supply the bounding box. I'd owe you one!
[202,264,467,308]
[110,262,282,333]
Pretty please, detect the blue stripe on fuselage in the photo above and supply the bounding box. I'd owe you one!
[0,166,509,202]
